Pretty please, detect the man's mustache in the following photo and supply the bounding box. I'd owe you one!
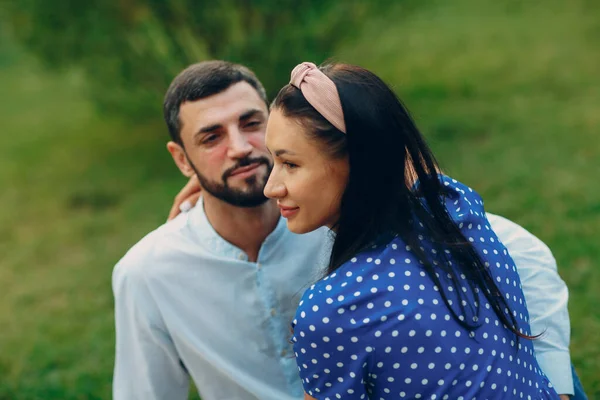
[222,157,272,180]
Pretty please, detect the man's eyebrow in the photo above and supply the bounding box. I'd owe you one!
[239,109,265,121]
[195,124,222,137]
[193,109,265,139]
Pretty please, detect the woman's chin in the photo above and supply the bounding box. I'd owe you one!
[286,219,321,235]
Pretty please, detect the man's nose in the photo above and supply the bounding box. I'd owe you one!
[227,129,253,159]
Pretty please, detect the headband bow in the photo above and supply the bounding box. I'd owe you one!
[290,62,346,133]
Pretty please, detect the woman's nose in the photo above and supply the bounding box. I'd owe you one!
[264,173,286,199]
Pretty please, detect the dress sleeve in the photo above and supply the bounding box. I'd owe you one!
[292,282,375,399]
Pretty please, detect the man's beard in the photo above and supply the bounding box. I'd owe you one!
[187,155,272,208]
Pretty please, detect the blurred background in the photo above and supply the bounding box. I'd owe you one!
[0,0,598,398]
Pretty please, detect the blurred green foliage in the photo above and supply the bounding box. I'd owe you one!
[4,0,376,118]
[0,0,599,399]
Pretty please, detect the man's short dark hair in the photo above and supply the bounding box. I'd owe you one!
[163,61,268,144]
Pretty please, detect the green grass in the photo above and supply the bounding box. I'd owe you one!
[0,0,598,398]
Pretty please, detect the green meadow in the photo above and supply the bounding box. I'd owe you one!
[0,0,598,398]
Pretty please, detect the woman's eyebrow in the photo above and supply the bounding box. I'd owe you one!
[274,149,297,157]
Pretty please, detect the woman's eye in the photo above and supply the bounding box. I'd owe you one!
[283,161,298,169]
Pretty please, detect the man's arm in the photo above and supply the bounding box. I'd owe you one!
[112,256,190,400]
[487,213,573,397]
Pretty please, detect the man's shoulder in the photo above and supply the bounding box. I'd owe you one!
[486,213,555,261]
[112,212,196,284]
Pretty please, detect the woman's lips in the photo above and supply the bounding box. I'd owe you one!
[278,205,299,218]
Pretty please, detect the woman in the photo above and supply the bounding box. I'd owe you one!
[263,62,559,399]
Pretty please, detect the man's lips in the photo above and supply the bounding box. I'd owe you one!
[228,163,261,177]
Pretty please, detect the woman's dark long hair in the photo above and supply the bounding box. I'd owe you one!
[272,63,532,339]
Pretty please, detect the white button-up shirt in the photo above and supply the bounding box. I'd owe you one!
[112,205,572,399]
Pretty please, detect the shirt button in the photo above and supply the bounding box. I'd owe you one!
[270,308,276,317]
[237,253,245,260]
[257,263,262,270]
[280,349,287,357]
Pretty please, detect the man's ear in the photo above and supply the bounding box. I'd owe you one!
[167,141,195,178]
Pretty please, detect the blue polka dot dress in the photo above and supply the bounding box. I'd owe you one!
[292,176,559,399]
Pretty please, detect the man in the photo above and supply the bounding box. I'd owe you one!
[112,61,580,399]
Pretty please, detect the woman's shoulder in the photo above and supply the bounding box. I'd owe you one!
[299,238,420,317]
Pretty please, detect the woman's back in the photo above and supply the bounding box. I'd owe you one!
[292,177,558,399]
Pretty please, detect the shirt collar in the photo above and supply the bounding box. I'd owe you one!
[188,197,288,261]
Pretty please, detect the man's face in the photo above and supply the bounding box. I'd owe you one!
[172,82,272,207]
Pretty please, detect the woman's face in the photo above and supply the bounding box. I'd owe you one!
[264,109,349,234]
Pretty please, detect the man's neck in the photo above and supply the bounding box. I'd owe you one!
[202,195,281,263]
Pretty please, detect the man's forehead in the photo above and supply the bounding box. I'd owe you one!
[180,82,267,127]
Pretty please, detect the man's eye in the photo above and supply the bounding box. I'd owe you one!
[245,121,262,128]
[203,134,218,143]
[283,161,298,169]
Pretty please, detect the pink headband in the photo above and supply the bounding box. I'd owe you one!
[289,62,346,133]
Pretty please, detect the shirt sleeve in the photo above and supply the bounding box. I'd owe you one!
[487,213,573,395]
[112,253,190,400]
